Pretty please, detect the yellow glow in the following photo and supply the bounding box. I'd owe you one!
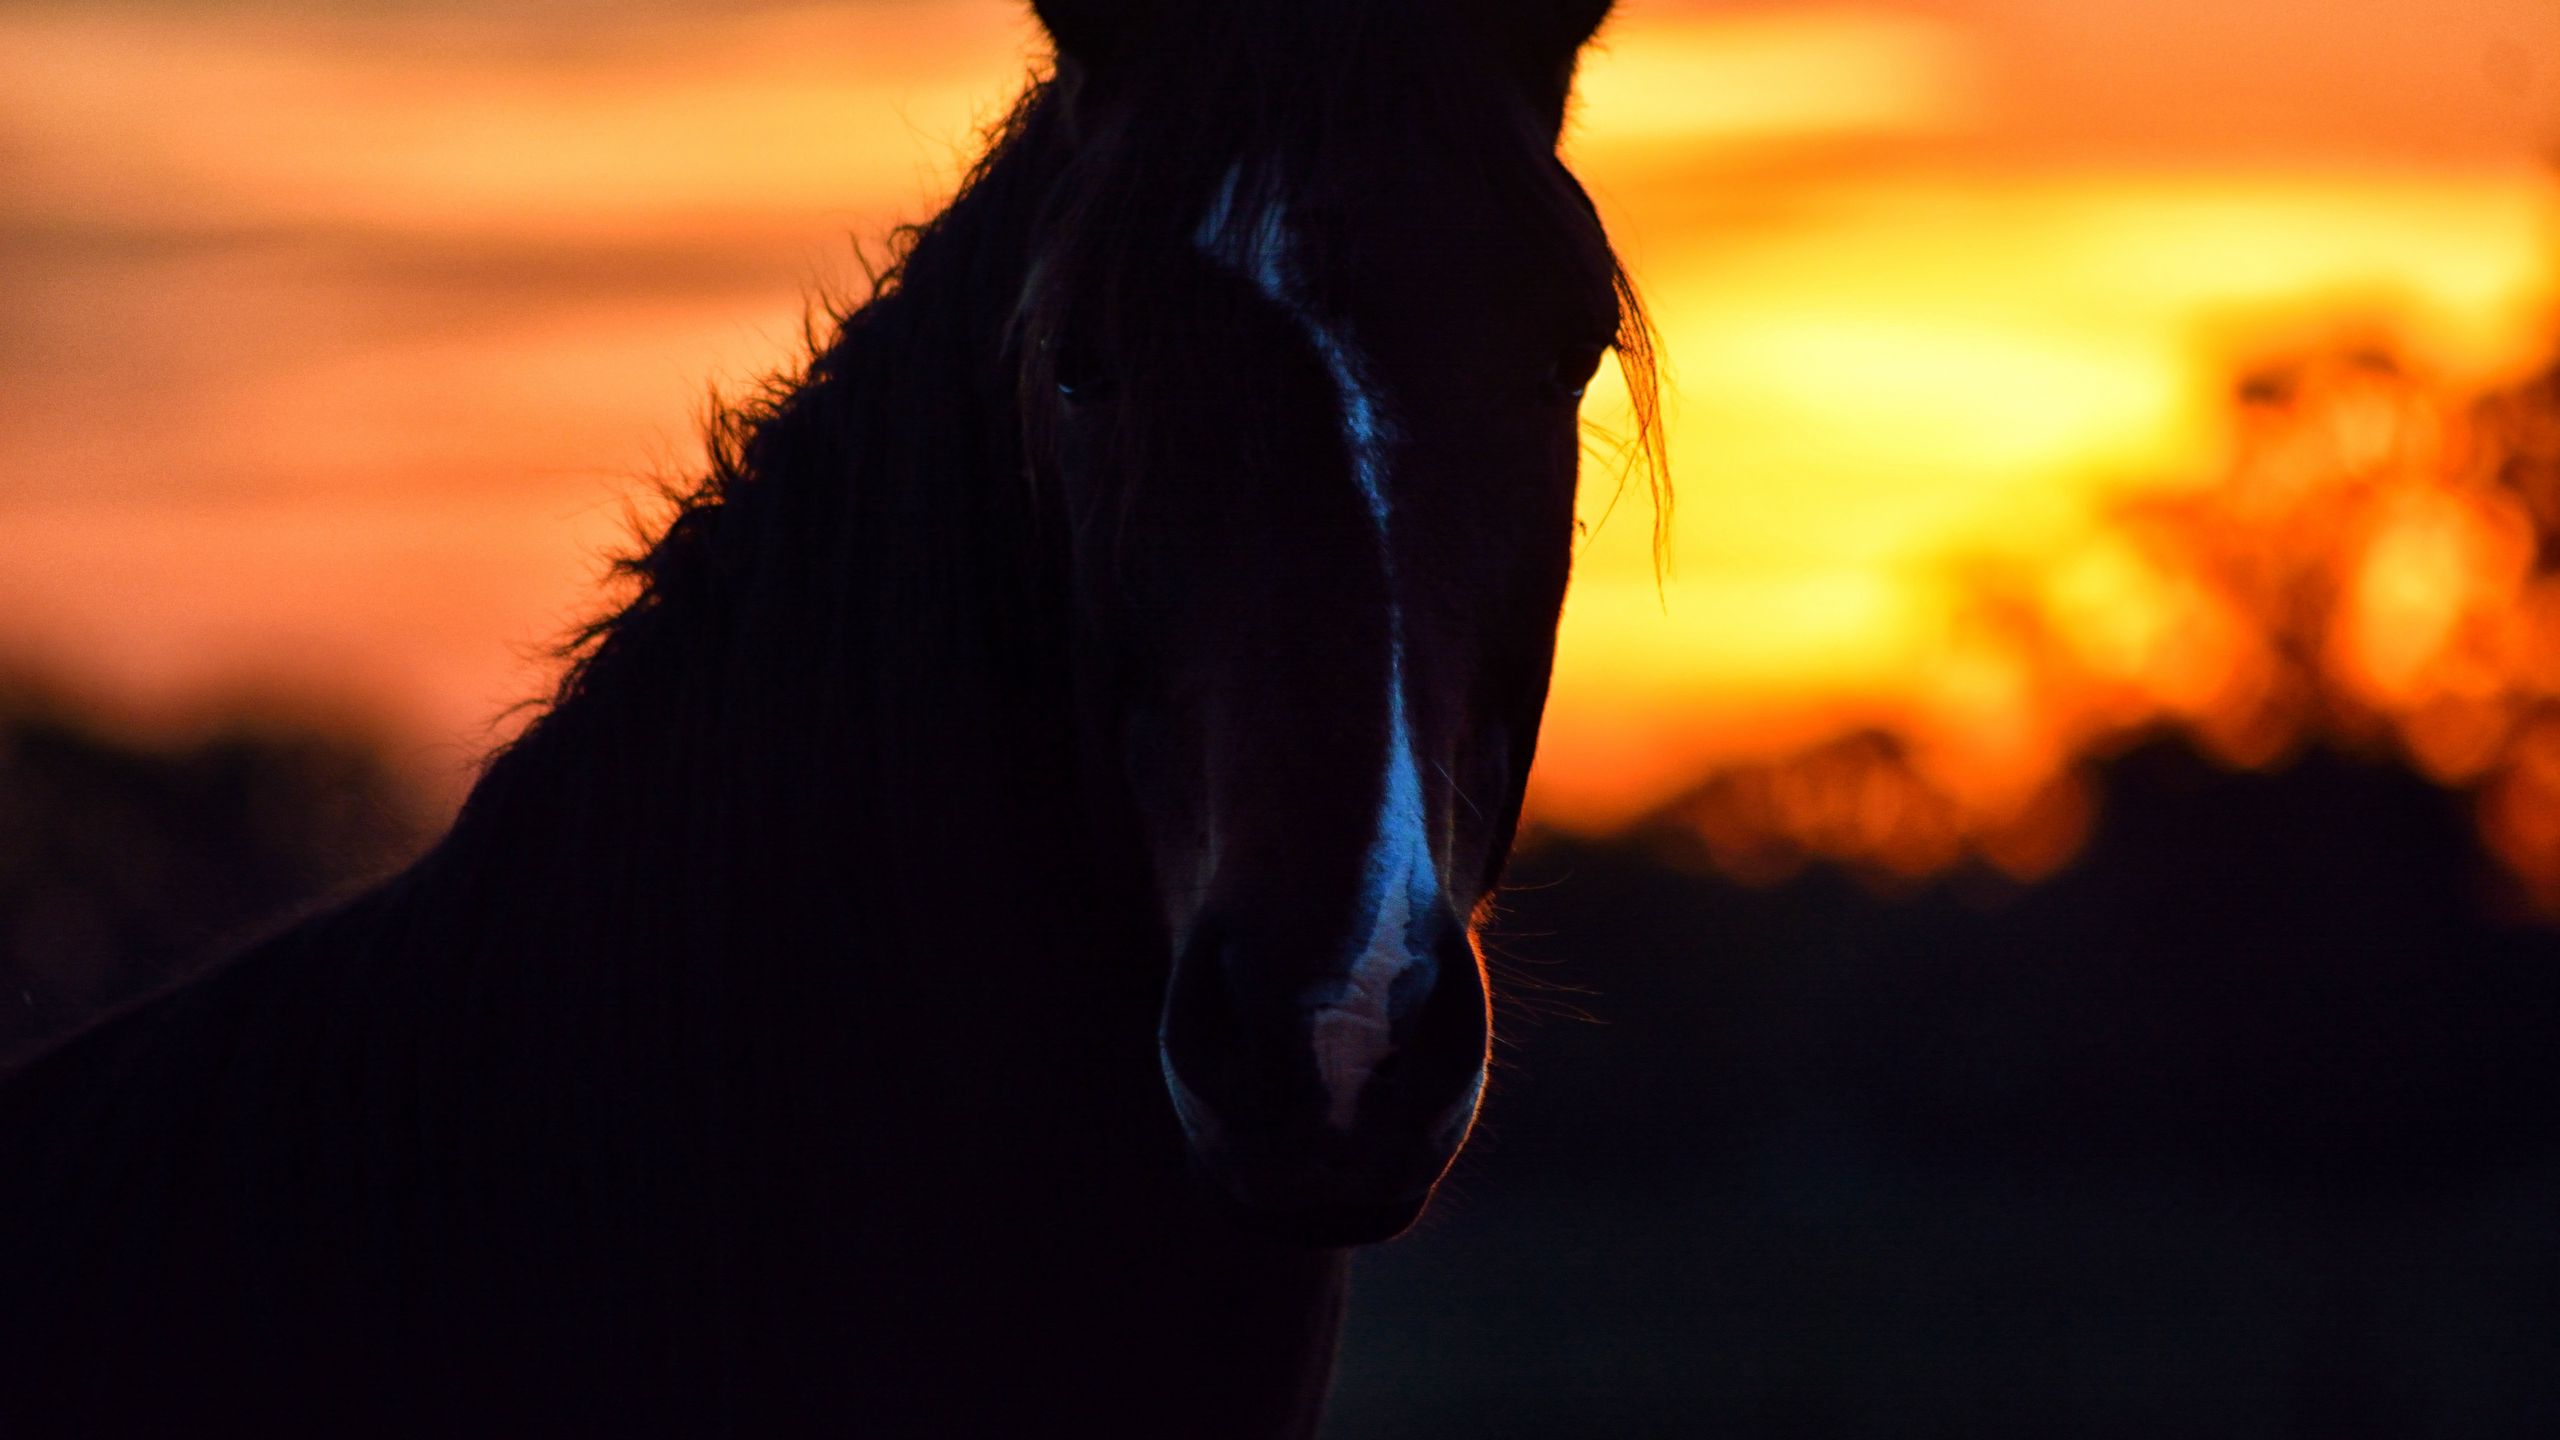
[1536,163,2558,828]
[1,0,2557,856]
[1573,8,1979,150]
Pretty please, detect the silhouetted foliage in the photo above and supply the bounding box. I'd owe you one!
[1649,335,2560,915]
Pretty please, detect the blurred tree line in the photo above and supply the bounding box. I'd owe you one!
[0,682,428,1067]
[1338,738,2560,1436]
[1652,327,2560,919]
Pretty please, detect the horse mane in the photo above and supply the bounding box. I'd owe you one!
[555,83,1057,715]
[528,78,1068,792]
[412,79,1090,993]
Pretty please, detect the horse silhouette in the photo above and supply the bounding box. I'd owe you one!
[0,1,1658,1433]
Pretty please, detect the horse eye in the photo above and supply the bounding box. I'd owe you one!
[1053,342,1109,403]
[1549,342,1609,400]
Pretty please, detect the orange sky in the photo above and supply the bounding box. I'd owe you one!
[3,0,2556,822]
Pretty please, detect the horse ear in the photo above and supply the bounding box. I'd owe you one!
[1539,0,1618,51]
[1030,0,1151,67]
[1483,0,1618,132]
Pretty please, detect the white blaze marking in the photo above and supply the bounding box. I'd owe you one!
[1197,163,1442,1131]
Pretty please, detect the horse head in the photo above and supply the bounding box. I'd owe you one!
[1020,0,1646,1245]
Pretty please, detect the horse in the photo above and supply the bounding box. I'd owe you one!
[0,1,1659,1433]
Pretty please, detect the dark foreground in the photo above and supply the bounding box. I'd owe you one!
[9,698,2556,1436]
[1332,740,2560,1438]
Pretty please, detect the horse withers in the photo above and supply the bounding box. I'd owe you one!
[0,2,1658,1434]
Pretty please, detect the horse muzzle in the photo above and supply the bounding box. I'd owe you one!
[1158,910,1489,1246]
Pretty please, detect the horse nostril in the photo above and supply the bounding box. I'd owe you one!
[1160,907,1488,1147]
[1384,945,1437,1025]
[1161,922,1315,1134]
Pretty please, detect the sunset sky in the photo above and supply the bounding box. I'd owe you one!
[4,0,2556,828]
